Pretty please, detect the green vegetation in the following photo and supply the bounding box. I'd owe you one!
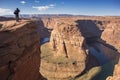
[41,43,68,64]
[92,57,119,80]
[74,57,119,80]
[41,43,53,60]
[74,67,101,80]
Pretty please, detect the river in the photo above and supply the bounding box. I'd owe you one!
[89,43,109,65]
[40,37,50,44]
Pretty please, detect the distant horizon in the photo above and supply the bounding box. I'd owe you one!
[1,13,120,17]
[0,0,120,16]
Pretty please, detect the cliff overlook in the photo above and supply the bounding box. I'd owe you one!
[0,20,42,80]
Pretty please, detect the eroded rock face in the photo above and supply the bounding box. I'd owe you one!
[0,20,41,80]
[37,20,51,39]
[101,22,120,52]
[101,21,120,80]
[76,20,103,38]
[41,17,108,38]
[40,20,88,79]
[50,23,86,60]
[41,17,57,29]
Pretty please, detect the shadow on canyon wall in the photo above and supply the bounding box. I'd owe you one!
[76,20,102,38]
[38,20,52,45]
[75,20,120,80]
[37,20,49,80]
[38,20,51,38]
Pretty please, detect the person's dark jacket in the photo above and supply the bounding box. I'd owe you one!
[14,8,20,16]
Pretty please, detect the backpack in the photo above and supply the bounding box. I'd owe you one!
[14,11,17,14]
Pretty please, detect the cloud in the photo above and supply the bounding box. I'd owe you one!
[32,4,55,11]
[0,8,12,14]
[49,4,55,7]
[35,0,40,3]
[20,1,26,4]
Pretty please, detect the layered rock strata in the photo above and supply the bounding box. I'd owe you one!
[50,22,86,60]
[101,21,120,52]
[101,21,120,80]
[0,20,41,80]
[40,20,89,79]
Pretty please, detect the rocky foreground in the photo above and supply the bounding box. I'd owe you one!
[0,20,42,80]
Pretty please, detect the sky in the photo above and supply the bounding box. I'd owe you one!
[0,0,120,16]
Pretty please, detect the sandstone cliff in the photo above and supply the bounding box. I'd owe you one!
[101,21,120,52]
[41,17,109,38]
[50,21,86,60]
[40,18,101,80]
[0,20,41,80]
[101,21,120,80]
[41,17,57,29]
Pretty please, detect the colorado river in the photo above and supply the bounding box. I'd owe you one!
[40,37,50,44]
[89,43,109,65]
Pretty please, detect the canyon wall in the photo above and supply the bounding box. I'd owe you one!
[50,21,86,59]
[41,21,87,79]
[41,17,109,39]
[101,21,120,80]
[101,21,120,52]
[0,20,41,80]
[41,17,57,29]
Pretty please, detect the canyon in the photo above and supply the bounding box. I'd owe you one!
[0,16,120,80]
[40,16,120,80]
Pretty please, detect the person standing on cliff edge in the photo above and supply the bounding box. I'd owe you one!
[14,8,20,22]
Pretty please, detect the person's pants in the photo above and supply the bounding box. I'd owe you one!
[15,15,19,22]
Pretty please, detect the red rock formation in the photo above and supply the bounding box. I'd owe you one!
[50,22,86,60]
[41,17,109,39]
[101,21,120,52]
[0,20,41,80]
[101,21,120,80]
[41,17,57,29]
[40,19,90,79]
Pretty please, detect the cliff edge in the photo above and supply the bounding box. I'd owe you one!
[0,20,41,80]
